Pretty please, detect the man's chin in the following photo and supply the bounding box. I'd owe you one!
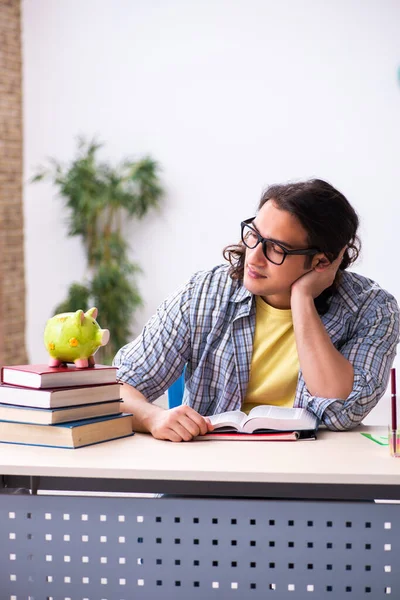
[243,275,269,295]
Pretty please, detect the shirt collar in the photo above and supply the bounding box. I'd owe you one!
[230,282,253,304]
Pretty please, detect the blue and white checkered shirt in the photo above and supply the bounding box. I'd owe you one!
[113,265,399,430]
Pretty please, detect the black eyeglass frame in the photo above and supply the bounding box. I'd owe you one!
[241,217,320,265]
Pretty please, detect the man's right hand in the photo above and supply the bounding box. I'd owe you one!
[146,405,214,442]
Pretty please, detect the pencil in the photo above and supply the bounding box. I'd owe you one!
[391,368,397,455]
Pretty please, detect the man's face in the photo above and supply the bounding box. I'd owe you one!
[243,201,317,308]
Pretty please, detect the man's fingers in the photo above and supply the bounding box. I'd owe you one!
[205,417,214,431]
[168,420,194,442]
[163,428,185,443]
[162,405,211,440]
[177,414,201,438]
[180,406,211,435]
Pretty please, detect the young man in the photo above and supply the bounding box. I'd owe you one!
[113,179,399,441]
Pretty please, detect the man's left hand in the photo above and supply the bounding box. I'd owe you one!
[291,248,346,301]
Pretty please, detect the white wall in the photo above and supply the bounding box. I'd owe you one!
[22,0,400,386]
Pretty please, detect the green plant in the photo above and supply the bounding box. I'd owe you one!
[33,137,163,363]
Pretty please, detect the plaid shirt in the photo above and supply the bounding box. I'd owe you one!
[113,265,399,430]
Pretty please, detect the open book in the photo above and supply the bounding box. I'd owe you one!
[204,405,318,439]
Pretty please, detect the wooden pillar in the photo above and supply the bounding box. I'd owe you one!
[0,0,28,365]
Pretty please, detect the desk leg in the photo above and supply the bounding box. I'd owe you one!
[30,476,40,495]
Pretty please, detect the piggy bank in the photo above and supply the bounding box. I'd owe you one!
[44,307,110,368]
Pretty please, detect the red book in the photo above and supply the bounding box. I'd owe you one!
[1,364,117,389]
[196,431,316,441]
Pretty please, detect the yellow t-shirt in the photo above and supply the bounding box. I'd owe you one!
[242,296,300,414]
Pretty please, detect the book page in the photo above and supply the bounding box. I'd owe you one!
[244,405,317,431]
[208,411,247,430]
[248,406,306,420]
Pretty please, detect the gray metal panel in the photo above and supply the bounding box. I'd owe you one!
[0,494,398,599]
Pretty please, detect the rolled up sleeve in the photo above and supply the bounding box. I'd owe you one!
[303,297,400,430]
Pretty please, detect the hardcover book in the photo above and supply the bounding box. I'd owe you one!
[1,364,118,389]
[0,399,122,425]
[0,382,121,408]
[0,413,133,448]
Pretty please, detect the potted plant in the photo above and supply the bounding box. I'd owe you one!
[32,137,163,363]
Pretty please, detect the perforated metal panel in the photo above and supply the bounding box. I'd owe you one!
[0,494,398,599]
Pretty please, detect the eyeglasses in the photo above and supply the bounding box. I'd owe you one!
[241,218,320,266]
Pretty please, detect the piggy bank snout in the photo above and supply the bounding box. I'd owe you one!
[100,329,110,347]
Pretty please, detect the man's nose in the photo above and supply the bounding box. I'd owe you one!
[250,241,267,264]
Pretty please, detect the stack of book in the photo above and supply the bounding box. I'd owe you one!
[0,364,133,448]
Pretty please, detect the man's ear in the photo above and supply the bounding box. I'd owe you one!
[311,253,331,270]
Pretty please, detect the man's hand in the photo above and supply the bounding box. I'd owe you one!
[291,248,346,301]
[147,405,214,442]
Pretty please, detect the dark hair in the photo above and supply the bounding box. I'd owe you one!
[223,179,361,313]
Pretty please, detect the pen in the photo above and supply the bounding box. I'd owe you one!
[391,368,397,455]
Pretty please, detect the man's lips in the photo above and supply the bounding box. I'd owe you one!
[247,265,267,279]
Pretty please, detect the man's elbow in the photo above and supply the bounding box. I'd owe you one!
[322,416,362,432]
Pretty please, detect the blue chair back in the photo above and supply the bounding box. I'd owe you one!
[167,372,185,408]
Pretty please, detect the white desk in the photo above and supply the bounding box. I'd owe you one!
[1,427,399,599]
[1,426,399,498]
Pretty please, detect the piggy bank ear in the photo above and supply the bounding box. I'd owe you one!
[74,310,85,325]
[85,307,98,320]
